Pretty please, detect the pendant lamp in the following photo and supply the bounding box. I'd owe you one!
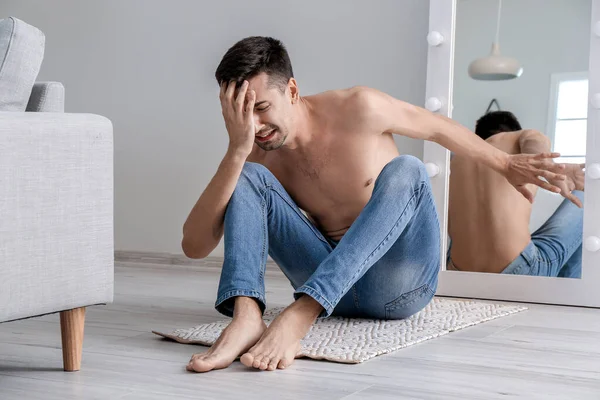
[468,0,523,80]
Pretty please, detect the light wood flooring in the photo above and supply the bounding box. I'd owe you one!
[1,261,600,399]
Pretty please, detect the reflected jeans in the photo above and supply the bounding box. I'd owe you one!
[502,191,584,278]
[447,191,584,278]
[215,155,441,320]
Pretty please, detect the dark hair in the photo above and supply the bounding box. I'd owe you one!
[474,111,522,140]
[215,36,294,92]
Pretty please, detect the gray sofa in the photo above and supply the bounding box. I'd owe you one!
[0,17,114,371]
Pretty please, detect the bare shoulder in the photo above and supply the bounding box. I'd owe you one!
[342,86,407,125]
[309,86,383,109]
[308,86,388,130]
[485,131,524,154]
[339,86,388,109]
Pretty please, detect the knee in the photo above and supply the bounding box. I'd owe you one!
[237,162,272,188]
[241,162,270,179]
[376,155,429,191]
[388,155,427,178]
[227,163,273,203]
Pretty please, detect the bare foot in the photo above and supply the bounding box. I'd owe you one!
[240,295,323,371]
[186,316,266,373]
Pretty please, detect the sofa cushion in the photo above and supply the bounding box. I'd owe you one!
[0,17,45,111]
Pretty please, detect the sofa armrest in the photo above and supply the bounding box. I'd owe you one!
[26,81,65,113]
[0,112,114,323]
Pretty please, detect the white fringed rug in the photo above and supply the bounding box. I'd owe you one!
[152,297,527,364]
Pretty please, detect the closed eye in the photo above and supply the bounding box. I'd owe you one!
[254,100,269,111]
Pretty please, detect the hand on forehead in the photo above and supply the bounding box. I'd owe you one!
[220,80,253,103]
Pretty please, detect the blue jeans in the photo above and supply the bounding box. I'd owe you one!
[502,190,584,278]
[215,155,441,320]
[447,191,584,278]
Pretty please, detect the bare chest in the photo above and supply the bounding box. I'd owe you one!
[262,134,399,223]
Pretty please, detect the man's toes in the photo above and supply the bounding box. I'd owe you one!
[189,352,209,365]
[252,353,264,369]
[187,355,201,371]
[189,355,217,373]
[189,358,209,373]
[259,356,271,370]
[240,352,255,368]
[267,358,279,371]
[278,357,293,370]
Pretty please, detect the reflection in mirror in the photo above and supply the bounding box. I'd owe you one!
[447,0,591,278]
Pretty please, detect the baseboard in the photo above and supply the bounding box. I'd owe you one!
[114,250,279,271]
[114,250,221,267]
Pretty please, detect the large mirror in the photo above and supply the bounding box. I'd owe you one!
[446,0,591,279]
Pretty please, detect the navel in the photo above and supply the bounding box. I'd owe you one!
[365,178,374,187]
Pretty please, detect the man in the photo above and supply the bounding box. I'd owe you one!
[448,111,585,277]
[182,37,567,373]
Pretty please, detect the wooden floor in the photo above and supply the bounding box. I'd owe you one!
[1,261,600,399]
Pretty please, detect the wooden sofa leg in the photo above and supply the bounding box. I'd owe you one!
[59,307,86,372]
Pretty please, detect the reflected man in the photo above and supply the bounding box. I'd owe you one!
[448,111,585,278]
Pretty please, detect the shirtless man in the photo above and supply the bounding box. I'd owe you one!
[448,111,585,276]
[182,37,567,373]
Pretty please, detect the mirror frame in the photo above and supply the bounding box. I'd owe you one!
[423,0,600,307]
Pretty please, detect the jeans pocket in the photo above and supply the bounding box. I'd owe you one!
[384,283,435,320]
[501,255,536,275]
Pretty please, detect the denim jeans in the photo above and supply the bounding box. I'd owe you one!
[447,191,584,278]
[501,190,584,278]
[215,155,441,320]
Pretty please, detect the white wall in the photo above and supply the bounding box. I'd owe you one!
[2,0,431,256]
[454,0,591,132]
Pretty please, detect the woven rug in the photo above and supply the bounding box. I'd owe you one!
[152,297,527,364]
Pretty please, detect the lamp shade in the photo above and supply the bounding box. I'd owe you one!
[468,43,523,80]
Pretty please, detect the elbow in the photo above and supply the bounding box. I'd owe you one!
[534,130,552,148]
[525,129,551,149]
[542,135,552,150]
[181,237,209,259]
